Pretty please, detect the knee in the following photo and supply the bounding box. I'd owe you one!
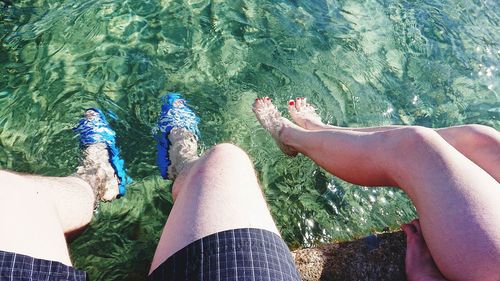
[174,143,256,196]
[206,143,250,161]
[0,171,44,200]
[188,143,254,180]
[460,124,500,146]
[0,170,27,191]
[382,126,441,155]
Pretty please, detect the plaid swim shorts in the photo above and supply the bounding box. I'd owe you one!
[1,228,300,280]
[0,251,87,281]
[148,228,302,281]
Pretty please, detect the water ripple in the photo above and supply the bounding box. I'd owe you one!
[0,0,499,278]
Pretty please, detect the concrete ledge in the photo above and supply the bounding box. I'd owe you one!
[292,231,407,281]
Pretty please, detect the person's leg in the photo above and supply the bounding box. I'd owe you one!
[434,125,500,181]
[254,98,500,281]
[288,98,500,181]
[0,110,126,266]
[149,95,300,279]
[149,142,280,273]
[0,170,93,266]
[0,144,121,265]
[10,172,96,234]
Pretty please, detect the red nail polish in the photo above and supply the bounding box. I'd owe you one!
[265,97,270,100]
[289,100,295,105]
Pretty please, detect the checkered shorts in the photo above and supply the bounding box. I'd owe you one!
[148,228,301,281]
[0,251,87,280]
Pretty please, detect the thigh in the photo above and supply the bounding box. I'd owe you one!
[149,144,281,274]
[381,128,500,281]
[0,171,71,266]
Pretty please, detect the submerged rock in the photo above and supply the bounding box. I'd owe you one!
[292,231,407,281]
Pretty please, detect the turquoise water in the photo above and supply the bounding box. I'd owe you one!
[1,0,499,279]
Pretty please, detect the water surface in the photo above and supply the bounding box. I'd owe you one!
[1,0,499,279]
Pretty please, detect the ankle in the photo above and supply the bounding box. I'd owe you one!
[278,119,304,149]
[309,121,333,130]
[167,128,199,180]
[75,143,119,202]
[170,159,197,200]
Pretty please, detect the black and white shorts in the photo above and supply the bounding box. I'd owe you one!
[148,228,301,281]
[0,251,87,281]
[0,228,301,281]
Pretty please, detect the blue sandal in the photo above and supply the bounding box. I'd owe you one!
[73,108,131,198]
[154,93,200,179]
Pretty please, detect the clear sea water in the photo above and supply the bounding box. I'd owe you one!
[1,0,499,279]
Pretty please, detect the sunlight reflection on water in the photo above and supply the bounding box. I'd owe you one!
[0,0,499,271]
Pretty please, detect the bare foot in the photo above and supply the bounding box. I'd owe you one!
[75,110,120,202]
[288,97,326,130]
[252,97,298,156]
[403,219,447,281]
[76,144,120,202]
[167,127,199,180]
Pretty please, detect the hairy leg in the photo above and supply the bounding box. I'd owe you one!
[21,174,96,237]
[288,98,500,181]
[0,171,92,265]
[0,135,124,263]
[254,99,500,281]
[149,143,280,274]
[0,141,123,235]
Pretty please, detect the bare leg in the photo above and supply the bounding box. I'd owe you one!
[0,170,94,265]
[149,142,279,274]
[0,140,121,265]
[435,125,500,182]
[288,98,500,181]
[254,98,500,281]
[403,219,446,281]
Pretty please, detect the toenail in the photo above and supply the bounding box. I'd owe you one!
[289,100,295,105]
[265,97,270,100]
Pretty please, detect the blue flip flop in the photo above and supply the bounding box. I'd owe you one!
[154,93,200,179]
[73,108,131,198]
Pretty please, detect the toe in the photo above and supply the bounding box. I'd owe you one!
[303,98,318,113]
[411,219,422,233]
[402,221,423,246]
[402,223,418,240]
[264,97,276,109]
[85,109,99,120]
[253,97,265,109]
[252,98,260,110]
[295,97,302,110]
[305,104,315,112]
[263,96,270,106]
[288,100,297,114]
[102,178,119,201]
